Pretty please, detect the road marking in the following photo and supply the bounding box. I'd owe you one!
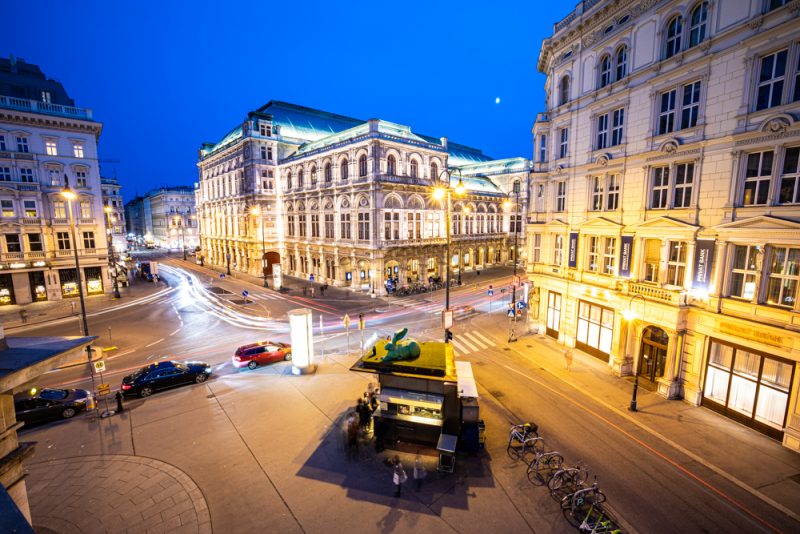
[145,338,164,348]
[451,339,467,356]
[462,332,489,350]
[169,328,181,336]
[471,331,494,346]
[108,349,135,360]
[456,336,480,354]
[500,361,794,532]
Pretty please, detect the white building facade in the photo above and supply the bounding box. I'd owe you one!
[196,102,528,292]
[101,177,126,253]
[527,0,800,449]
[147,186,198,251]
[0,58,110,304]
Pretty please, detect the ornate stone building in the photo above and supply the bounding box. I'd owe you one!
[526,0,800,449]
[196,101,528,292]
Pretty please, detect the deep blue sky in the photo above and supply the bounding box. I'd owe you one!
[2,0,562,200]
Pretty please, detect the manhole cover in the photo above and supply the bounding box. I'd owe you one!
[207,287,232,295]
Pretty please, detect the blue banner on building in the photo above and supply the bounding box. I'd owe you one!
[619,235,634,278]
[568,232,579,268]
[692,239,716,290]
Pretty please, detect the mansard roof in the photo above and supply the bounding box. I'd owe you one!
[457,157,530,177]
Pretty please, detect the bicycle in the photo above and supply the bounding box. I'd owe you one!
[527,450,564,486]
[548,462,589,499]
[561,476,607,526]
[506,423,540,460]
[578,503,622,533]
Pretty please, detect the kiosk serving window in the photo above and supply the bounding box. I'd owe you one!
[379,388,443,425]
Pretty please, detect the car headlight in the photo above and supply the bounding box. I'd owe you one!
[203,368,212,374]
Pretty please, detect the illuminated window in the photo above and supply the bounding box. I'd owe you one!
[80,201,91,218]
[1,200,14,217]
[53,201,66,218]
[766,246,800,307]
[23,200,37,217]
[730,245,760,300]
[73,143,84,158]
[666,241,687,286]
[45,140,58,156]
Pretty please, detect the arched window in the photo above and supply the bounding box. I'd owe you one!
[431,162,439,181]
[513,180,521,194]
[299,169,304,187]
[559,76,570,105]
[599,55,611,88]
[387,155,397,175]
[665,16,682,59]
[688,2,708,48]
[310,166,317,185]
[286,171,292,190]
[358,154,367,177]
[341,158,349,180]
[615,46,628,80]
[324,162,332,182]
[410,159,418,178]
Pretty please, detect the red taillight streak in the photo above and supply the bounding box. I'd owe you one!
[121,384,132,390]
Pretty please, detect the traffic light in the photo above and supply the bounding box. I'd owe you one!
[444,329,453,343]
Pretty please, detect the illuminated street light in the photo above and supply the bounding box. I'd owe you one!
[624,293,646,412]
[103,206,121,298]
[250,205,268,287]
[433,168,466,341]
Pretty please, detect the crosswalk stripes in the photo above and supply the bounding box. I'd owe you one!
[452,330,495,356]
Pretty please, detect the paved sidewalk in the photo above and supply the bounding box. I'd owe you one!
[1,278,165,332]
[467,311,800,522]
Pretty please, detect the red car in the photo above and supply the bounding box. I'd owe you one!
[232,341,292,370]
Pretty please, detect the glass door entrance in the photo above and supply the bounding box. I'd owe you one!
[546,291,561,339]
[638,327,669,382]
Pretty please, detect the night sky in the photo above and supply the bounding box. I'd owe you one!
[2,0,561,200]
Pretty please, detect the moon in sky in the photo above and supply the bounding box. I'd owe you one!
[495,97,501,104]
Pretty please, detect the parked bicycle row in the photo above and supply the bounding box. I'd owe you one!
[507,422,623,534]
[390,277,459,296]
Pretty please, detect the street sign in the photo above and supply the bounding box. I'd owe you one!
[309,274,315,282]
[97,383,111,396]
[242,290,249,298]
[517,300,526,309]
[442,309,454,329]
[343,314,351,329]
[507,309,515,318]
[219,273,225,279]
[93,360,106,373]
[488,286,494,296]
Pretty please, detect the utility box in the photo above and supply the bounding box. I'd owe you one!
[461,397,480,423]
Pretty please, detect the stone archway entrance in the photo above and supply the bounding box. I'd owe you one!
[265,251,280,276]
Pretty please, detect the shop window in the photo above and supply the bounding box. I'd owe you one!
[576,300,614,359]
[0,274,14,305]
[59,268,79,297]
[84,266,104,295]
[29,271,47,302]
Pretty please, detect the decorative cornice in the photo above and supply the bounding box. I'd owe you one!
[645,148,700,162]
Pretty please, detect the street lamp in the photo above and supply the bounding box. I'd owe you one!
[173,215,187,261]
[62,176,96,400]
[458,206,471,285]
[250,206,268,288]
[103,206,121,299]
[433,168,466,331]
[623,293,646,412]
[504,184,522,307]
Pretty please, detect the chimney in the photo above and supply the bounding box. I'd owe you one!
[368,119,379,133]
[440,137,448,150]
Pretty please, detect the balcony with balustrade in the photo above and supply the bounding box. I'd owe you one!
[626,282,688,306]
[0,95,93,120]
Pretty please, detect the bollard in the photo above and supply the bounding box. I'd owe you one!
[107,326,112,344]
[115,391,124,413]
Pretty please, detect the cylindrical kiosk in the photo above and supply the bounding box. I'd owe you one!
[289,308,317,375]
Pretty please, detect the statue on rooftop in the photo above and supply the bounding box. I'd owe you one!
[382,328,421,362]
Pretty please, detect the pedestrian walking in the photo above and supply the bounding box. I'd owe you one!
[392,456,407,497]
[19,309,28,324]
[310,286,315,298]
[563,347,573,371]
[357,398,370,433]
[368,390,378,412]
[413,454,427,491]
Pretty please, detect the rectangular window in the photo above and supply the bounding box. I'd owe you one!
[766,246,800,307]
[80,201,91,218]
[533,233,542,263]
[384,213,393,240]
[575,300,614,357]
[260,146,267,160]
[681,81,701,128]
[49,168,61,186]
[596,114,609,149]
[794,52,800,102]
[16,137,29,153]
[587,236,599,272]
[259,123,271,136]
[651,167,670,209]
[555,181,566,212]
[340,213,351,239]
[19,168,33,182]
[607,174,620,210]
[539,135,547,162]
[0,167,11,181]
[45,140,58,156]
[287,215,295,236]
[611,108,624,146]
[730,245,760,300]
[1,200,14,217]
[666,241,687,286]
[591,177,604,211]
[57,231,71,250]
[27,233,43,252]
[76,170,87,187]
[414,213,421,239]
[673,162,694,208]
[603,237,616,275]
[311,214,320,238]
[358,212,370,241]
[23,200,37,217]
[298,214,306,237]
[559,127,568,159]
[779,146,800,204]
[756,49,787,111]
[82,231,95,249]
[0,135,5,151]
[553,235,564,266]
[267,147,273,161]
[5,234,21,253]
[73,143,84,158]
[53,201,66,218]
[658,89,676,135]
[324,214,334,238]
[407,213,414,239]
[743,150,774,206]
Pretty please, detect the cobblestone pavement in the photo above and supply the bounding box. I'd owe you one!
[25,455,211,534]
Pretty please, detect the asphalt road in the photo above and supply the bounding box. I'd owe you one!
[18,263,800,533]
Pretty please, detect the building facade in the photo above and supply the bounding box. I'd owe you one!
[124,195,146,241]
[101,177,126,253]
[196,101,528,292]
[526,0,800,449]
[0,56,110,304]
[146,186,197,250]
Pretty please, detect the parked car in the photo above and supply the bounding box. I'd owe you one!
[14,388,93,425]
[121,361,211,398]
[232,341,292,370]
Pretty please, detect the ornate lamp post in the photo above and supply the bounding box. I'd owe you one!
[250,206,268,287]
[172,215,187,261]
[433,169,466,340]
[623,293,646,412]
[103,206,121,299]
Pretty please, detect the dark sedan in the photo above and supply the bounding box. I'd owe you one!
[121,360,211,398]
[14,388,93,425]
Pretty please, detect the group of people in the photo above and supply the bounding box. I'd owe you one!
[345,387,379,459]
[302,283,329,298]
[390,454,427,497]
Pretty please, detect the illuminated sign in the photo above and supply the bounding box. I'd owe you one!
[288,308,316,375]
[9,262,28,269]
[32,261,47,267]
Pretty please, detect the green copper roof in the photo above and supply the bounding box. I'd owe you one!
[453,175,502,195]
[291,119,435,158]
[258,101,365,143]
[457,157,530,176]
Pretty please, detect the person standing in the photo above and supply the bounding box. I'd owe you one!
[563,347,573,371]
[413,454,427,491]
[310,286,315,298]
[392,456,407,497]
[19,309,28,324]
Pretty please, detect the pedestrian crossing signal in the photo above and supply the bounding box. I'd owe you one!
[445,329,453,343]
